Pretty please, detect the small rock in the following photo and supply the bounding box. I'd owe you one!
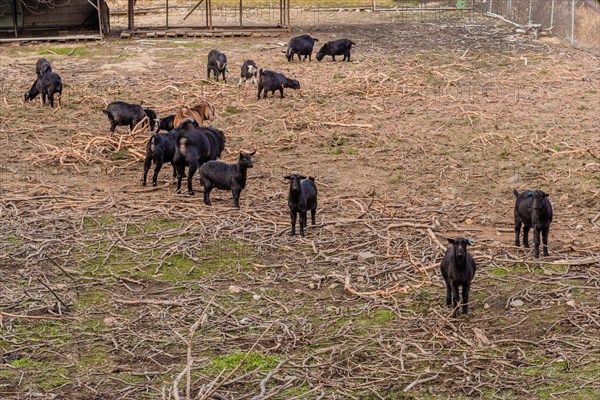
[308,283,316,290]
[508,173,521,183]
[239,317,252,325]
[575,224,584,230]
[228,285,242,294]
[252,294,261,301]
[566,300,576,307]
[465,219,474,225]
[328,283,339,290]
[357,251,376,263]
[103,317,117,326]
[510,299,524,307]
[484,303,490,310]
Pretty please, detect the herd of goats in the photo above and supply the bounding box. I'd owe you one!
[22,34,553,317]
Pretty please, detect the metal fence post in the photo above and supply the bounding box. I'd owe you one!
[489,0,493,14]
[508,0,512,21]
[571,0,575,46]
[550,0,555,28]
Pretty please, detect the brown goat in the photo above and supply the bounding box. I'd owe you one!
[173,101,215,128]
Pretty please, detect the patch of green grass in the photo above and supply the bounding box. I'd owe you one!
[142,219,182,233]
[38,367,69,390]
[225,106,238,115]
[3,235,21,244]
[10,358,42,369]
[282,385,311,397]
[487,265,530,276]
[39,47,90,57]
[74,239,253,282]
[83,214,115,228]
[112,149,129,160]
[75,288,110,311]
[15,320,67,340]
[206,351,281,375]
[361,309,396,325]
[77,349,110,371]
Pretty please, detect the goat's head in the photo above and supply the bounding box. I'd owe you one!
[448,237,472,260]
[285,79,301,90]
[316,43,329,61]
[531,189,549,210]
[284,173,307,192]
[238,151,256,168]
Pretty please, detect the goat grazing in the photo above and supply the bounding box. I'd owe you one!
[257,69,300,100]
[143,109,157,131]
[173,102,215,128]
[143,129,180,187]
[174,124,226,195]
[284,174,317,237]
[239,60,258,85]
[286,34,318,62]
[440,238,476,318]
[35,58,52,77]
[316,39,356,62]
[24,72,62,109]
[513,189,553,258]
[102,101,147,133]
[207,49,228,82]
[199,151,256,208]
[155,114,176,133]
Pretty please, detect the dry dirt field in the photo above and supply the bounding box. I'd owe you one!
[1,10,599,400]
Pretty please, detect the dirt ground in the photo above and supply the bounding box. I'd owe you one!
[1,9,599,400]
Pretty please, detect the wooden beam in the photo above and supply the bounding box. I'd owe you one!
[12,0,18,38]
[166,0,169,28]
[128,0,134,30]
[239,0,243,28]
[97,0,104,40]
[183,0,205,21]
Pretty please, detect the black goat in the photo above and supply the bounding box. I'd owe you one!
[207,49,228,82]
[24,72,62,108]
[35,58,52,77]
[143,109,157,132]
[102,101,147,133]
[239,60,258,85]
[257,69,300,100]
[440,238,477,318]
[316,39,356,62]
[513,189,553,258]
[174,124,226,195]
[155,114,176,133]
[284,174,317,237]
[199,151,256,208]
[143,130,180,187]
[286,34,318,62]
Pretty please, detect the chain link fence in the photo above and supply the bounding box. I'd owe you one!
[484,0,600,54]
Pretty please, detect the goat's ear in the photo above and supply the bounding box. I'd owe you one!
[447,238,455,244]
[543,193,549,197]
[283,175,291,180]
[467,240,473,246]
[299,175,307,180]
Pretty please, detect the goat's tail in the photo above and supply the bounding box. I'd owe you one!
[259,68,265,76]
[512,188,519,197]
[101,109,109,114]
[308,176,315,182]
